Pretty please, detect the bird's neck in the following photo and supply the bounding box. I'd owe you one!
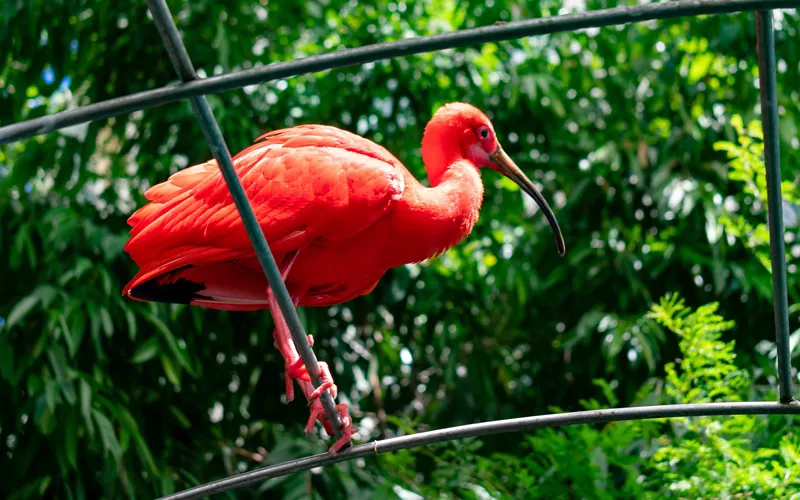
[418,116,485,248]
[420,113,466,187]
[382,114,485,266]
[388,156,484,266]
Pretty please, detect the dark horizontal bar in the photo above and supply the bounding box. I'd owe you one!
[161,401,800,499]
[3,0,800,145]
[144,0,343,432]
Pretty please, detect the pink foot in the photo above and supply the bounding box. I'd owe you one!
[307,361,337,401]
[285,358,337,401]
[305,401,353,455]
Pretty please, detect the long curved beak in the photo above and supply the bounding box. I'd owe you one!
[490,147,566,256]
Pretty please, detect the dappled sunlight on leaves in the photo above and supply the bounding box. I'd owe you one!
[1,0,799,497]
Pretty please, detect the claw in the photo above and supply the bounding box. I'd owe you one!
[327,404,353,455]
[306,361,338,401]
[306,382,334,404]
[304,401,353,455]
[286,358,337,402]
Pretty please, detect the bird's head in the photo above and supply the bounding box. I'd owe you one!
[423,102,566,256]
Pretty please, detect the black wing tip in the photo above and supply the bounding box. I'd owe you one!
[128,276,205,305]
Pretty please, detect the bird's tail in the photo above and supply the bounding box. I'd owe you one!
[124,252,271,311]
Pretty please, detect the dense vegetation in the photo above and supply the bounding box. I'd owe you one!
[1,0,798,498]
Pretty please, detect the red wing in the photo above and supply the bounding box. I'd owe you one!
[123,125,405,297]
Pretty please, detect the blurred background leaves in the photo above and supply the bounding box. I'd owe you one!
[1,0,798,498]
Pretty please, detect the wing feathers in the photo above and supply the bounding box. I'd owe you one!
[124,125,405,300]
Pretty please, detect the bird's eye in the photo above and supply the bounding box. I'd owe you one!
[479,127,490,139]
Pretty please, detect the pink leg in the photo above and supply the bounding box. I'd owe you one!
[268,254,337,402]
[266,252,352,453]
[269,300,336,403]
[267,253,300,402]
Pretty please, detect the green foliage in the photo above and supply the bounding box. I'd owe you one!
[1,0,799,498]
[381,295,800,499]
[645,294,800,499]
[648,292,745,403]
[715,115,800,271]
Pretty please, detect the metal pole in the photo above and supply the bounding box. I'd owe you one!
[756,10,794,403]
[159,401,800,499]
[3,0,800,145]
[144,0,343,434]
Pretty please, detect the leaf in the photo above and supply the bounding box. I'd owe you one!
[499,176,520,192]
[161,355,181,386]
[118,408,159,476]
[81,379,94,438]
[37,401,57,435]
[6,294,39,330]
[789,328,800,358]
[731,114,744,132]
[592,379,619,407]
[65,411,78,469]
[705,209,723,245]
[47,346,76,405]
[44,379,60,411]
[92,409,122,460]
[688,53,714,84]
[9,222,28,269]
[144,312,194,375]
[58,257,93,286]
[125,308,137,341]
[67,312,86,359]
[100,268,113,297]
[87,302,99,339]
[99,307,113,337]
[130,337,160,364]
[170,405,192,429]
[161,473,176,496]
[59,314,77,358]
[8,477,53,500]
[85,301,107,361]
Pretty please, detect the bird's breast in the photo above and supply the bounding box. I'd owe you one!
[380,167,484,267]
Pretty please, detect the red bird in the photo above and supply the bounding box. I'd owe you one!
[123,102,565,453]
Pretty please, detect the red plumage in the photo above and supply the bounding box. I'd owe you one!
[123,103,564,453]
[124,124,407,308]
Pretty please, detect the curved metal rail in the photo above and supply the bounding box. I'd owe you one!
[160,401,800,500]
[2,0,797,497]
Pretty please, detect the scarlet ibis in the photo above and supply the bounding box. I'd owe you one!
[123,102,565,453]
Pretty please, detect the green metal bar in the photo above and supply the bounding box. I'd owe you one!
[756,10,794,403]
[159,400,800,499]
[3,0,800,145]
[144,0,343,434]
